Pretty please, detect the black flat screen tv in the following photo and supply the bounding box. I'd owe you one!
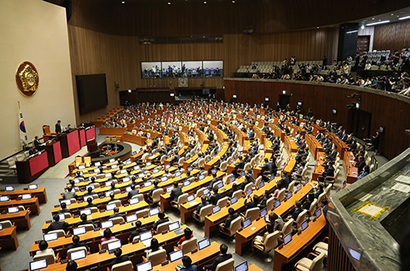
[76,74,108,114]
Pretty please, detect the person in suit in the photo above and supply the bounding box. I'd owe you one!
[55,120,62,134]
[48,214,69,231]
[109,207,122,219]
[147,180,160,202]
[128,220,146,243]
[209,186,221,205]
[193,196,209,222]
[86,197,98,209]
[67,235,87,250]
[220,208,240,234]
[355,156,365,174]
[36,240,56,260]
[181,256,197,271]
[33,136,41,147]
[110,248,129,269]
[244,195,259,210]
[203,244,232,271]
[290,201,303,220]
[77,214,95,227]
[152,211,169,231]
[66,260,78,271]
[57,202,71,215]
[127,184,139,199]
[170,181,182,202]
[207,172,219,190]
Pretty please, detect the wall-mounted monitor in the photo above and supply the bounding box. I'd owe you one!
[141,62,161,79]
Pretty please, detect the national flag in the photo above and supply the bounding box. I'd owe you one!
[18,101,28,145]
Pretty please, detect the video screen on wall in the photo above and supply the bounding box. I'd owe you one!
[140,61,223,79]
[76,74,108,115]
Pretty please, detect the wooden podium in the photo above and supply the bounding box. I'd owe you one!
[87,138,97,153]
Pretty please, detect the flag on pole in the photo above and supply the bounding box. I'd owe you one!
[18,101,28,146]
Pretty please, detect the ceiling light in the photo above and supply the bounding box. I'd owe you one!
[204,1,207,4]
[360,25,365,30]
[399,15,410,21]
[121,1,125,4]
[317,27,319,29]
[366,20,390,26]
[232,0,236,3]
[168,1,171,4]
[128,89,131,93]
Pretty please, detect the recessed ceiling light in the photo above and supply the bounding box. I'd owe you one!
[121,1,125,4]
[372,17,375,20]
[204,1,207,4]
[232,0,236,3]
[317,27,319,29]
[391,14,394,16]
[168,1,171,4]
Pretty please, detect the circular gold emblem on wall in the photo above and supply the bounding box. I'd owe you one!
[16,61,39,97]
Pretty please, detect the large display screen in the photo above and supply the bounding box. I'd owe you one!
[141,61,223,79]
[76,74,108,114]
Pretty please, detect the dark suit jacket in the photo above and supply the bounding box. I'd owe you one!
[210,193,221,205]
[170,187,182,202]
[153,218,169,231]
[204,253,232,271]
[223,213,239,228]
[127,190,139,199]
[110,255,130,268]
[55,123,62,134]
[292,207,303,220]
[128,228,147,243]
[48,221,69,231]
[195,201,209,213]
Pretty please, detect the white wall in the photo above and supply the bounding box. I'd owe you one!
[0,0,76,160]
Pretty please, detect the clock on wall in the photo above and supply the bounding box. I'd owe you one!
[178,78,188,87]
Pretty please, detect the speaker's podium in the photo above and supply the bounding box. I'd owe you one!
[327,148,410,271]
[87,138,97,153]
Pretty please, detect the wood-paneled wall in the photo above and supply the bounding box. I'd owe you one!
[224,79,410,159]
[373,20,410,50]
[68,26,338,124]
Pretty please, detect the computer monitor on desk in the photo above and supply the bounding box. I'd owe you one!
[136,261,152,271]
[29,259,47,271]
[283,233,292,246]
[235,261,248,271]
[70,249,86,261]
[169,249,183,262]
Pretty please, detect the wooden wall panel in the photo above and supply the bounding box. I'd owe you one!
[224,79,410,159]
[68,26,339,124]
[373,20,410,50]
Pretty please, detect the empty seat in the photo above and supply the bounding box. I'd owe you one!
[294,252,325,271]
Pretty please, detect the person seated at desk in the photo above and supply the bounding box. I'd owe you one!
[128,220,146,243]
[288,201,303,221]
[209,186,221,206]
[203,244,232,271]
[207,172,220,190]
[240,172,255,191]
[254,212,284,245]
[228,183,241,198]
[110,248,130,269]
[62,186,77,200]
[127,184,139,199]
[36,240,56,261]
[177,228,193,249]
[244,195,259,210]
[86,197,98,209]
[147,180,160,202]
[108,181,117,192]
[109,207,122,219]
[57,202,71,215]
[67,235,88,250]
[358,165,370,180]
[33,136,41,147]
[145,238,163,258]
[318,161,334,182]
[171,151,181,165]
[48,214,69,231]
[302,193,315,211]
[77,214,96,227]
[66,260,78,271]
[219,208,240,235]
[170,181,183,202]
[326,148,338,162]
[85,186,94,196]
[101,228,117,243]
[152,211,169,232]
[355,156,365,175]
[181,256,197,271]
[258,190,271,210]
[193,196,209,222]
[107,192,117,204]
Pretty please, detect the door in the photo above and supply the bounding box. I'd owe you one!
[349,109,372,139]
[279,94,291,110]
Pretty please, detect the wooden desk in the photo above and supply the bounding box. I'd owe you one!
[249,264,264,271]
[343,151,358,184]
[0,210,31,230]
[42,201,149,233]
[37,225,189,271]
[283,153,297,176]
[0,197,40,215]
[16,151,49,183]
[235,183,312,256]
[0,187,47,203]
[30,215,162,256]
[273,215,326,271]
[252,152,273,177]
[284,136,298,154]
[312,152,326,181]
[205,143,229,171]
[305,134,323,160]
[152,241,220,271]
[328,133,349,159]
[99,127,127,136]
[0,226,18,250]
[122,133,147,146]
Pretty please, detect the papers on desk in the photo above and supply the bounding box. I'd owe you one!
[391,183,410,193]
[251,227,257,231]
[189,202,199,206]
[396,175,410,185]
[358,204,384,217]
